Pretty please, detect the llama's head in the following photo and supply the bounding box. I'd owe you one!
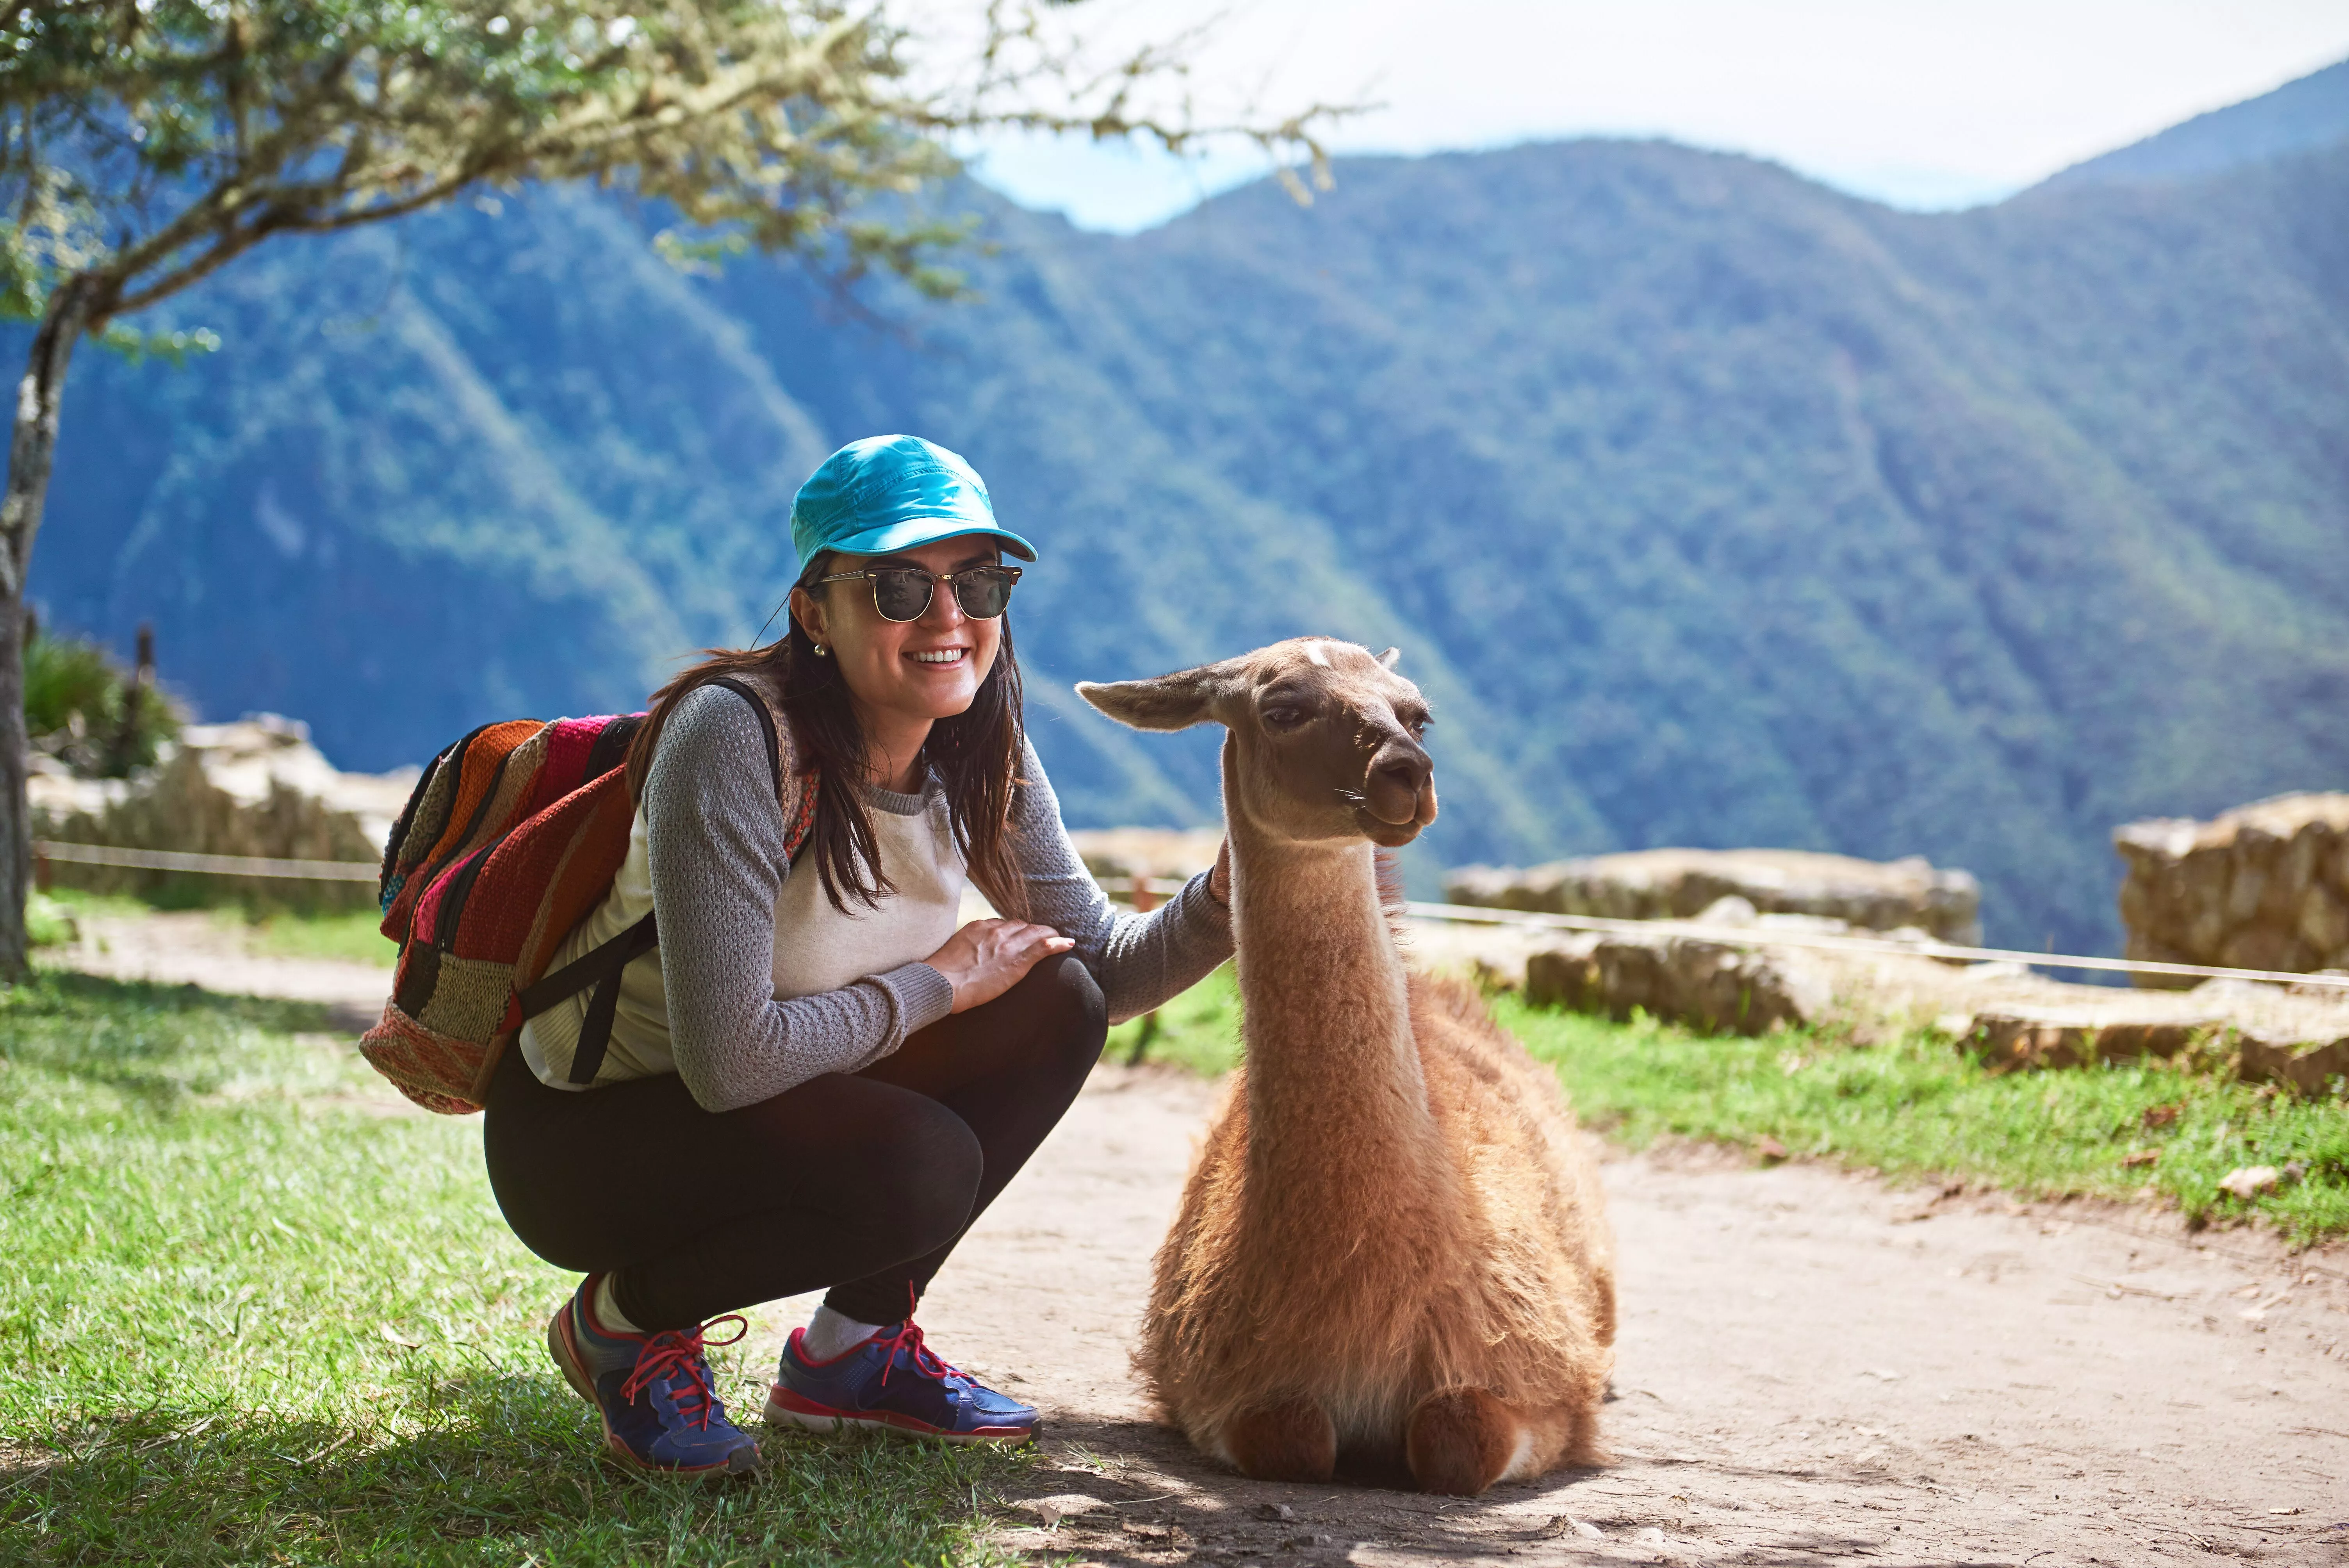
[1076,638,1438,847]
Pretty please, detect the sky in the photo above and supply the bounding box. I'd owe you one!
[957,1,2349,232]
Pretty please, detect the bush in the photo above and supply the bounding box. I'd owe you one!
[23,628,180,777]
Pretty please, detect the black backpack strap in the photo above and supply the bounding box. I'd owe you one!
[513,911,661,1086]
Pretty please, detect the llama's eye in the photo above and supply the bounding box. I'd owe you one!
[1262,705,1307,730]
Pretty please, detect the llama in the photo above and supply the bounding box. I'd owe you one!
[1078,638,1616,1495]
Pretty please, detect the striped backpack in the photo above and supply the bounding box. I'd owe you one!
[360,677,818,1114]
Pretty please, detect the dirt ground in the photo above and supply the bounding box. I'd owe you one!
[46,920,2349,1564]
[52,906,391,1031]
[925,1068,2349,1567]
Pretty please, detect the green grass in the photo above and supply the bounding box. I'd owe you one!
[0,973,1028,1565]
[25,894,79,949]
[32,889,150,923]
[230,907,398,968]
[1100,969,2349,1244]
[1505,998,2349,1244]
[1105,962,1242,1077]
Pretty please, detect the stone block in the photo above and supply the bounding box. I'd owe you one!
[1525,931,1829,1035]
[2114,794,2349,983]
[1968,1006,2217,1071]
[1448,847,1980,943]
[2236,1032,2349,1094]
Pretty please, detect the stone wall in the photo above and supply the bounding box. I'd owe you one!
[1445,847,1982,945]
[2114,793,2349,986]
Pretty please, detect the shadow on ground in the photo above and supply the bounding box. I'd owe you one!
[995,1412,2018,1567]
[2,1370,1026,1567]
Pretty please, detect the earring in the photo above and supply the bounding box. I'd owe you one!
[813,643,829,657]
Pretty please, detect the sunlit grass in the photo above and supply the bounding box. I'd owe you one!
[1516,999,2349,1243]
[1105,962,1241,1078]
[232,906,397,967]
[0,973,1027,1566]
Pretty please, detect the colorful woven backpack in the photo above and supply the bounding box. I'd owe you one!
[361,677,819,1114]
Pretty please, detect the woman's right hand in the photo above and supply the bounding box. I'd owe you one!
[925,918,1076,1014]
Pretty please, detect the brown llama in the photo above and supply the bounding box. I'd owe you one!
[1078,638,1617,1495]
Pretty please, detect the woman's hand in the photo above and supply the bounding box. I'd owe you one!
[925,918,1076,1014]
[1208,837,1232,907]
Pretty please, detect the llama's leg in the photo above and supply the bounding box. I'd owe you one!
[1406,1388,1599,1494]
[1405,1388,1520,1495]
[1219,1397,1337,1482]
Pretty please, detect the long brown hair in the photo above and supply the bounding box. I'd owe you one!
[623,555,1028,916]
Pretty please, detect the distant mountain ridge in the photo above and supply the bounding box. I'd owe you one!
[2039,55,2349,191]
[19,67,2349,953]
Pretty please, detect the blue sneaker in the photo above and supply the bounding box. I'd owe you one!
[545,1278,761,1475]
[765,1317,1041,1445]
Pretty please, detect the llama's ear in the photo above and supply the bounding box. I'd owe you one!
[1076,665,1234,731]
[1376,646,1402,670]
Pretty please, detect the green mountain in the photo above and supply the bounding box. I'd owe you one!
[22,61,2349,953]
[2039,56,2349,191]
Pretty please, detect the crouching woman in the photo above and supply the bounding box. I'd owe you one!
[483,435,1231,1474]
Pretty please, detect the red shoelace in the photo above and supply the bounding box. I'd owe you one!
[621,1313,748,1429]
[873,1318,965,1388]
[873,1285,960,1389]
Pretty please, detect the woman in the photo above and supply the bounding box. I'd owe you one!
[483,435,1233,1475]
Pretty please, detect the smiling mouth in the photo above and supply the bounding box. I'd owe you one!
[907,648,968,667]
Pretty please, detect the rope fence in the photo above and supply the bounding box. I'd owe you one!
[1113,875,2349,993]
[34,840,380,883]
[31,841,2349,993]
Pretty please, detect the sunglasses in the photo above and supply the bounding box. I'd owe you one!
[816,564,1022,623]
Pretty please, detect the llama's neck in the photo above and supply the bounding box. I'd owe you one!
[1229,818,1433,1182]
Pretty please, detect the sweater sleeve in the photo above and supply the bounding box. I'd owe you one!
[991,737,1234,1025]
[643,685,955,1114]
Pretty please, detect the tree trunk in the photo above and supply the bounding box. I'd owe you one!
[0,278,94,978]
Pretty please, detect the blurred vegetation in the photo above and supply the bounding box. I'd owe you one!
[23,890,78,947]
[23,627,179,778]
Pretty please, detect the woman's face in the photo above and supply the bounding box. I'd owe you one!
[792,535,1005,730]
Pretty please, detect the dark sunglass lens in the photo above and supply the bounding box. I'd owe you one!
[954,569,1015,619]
[871,570,934,621]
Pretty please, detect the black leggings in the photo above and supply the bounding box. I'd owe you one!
[483,955,1107,1331]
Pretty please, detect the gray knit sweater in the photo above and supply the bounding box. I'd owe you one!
[625,683,1230,1113]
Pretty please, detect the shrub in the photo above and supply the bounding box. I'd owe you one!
[23,628,181,777]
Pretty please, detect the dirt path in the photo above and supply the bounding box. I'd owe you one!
[914,1069,2349,1566]
[48,907,389,1032]
[45,923,2349,1563]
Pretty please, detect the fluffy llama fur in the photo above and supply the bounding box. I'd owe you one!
[1082,639,1616,1494]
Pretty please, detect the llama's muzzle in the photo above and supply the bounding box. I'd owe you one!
[1364,739,1435,826]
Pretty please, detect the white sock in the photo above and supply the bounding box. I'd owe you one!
[802,1304,882,1361]
[592,1273,641,1335]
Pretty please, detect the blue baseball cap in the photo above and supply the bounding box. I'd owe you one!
[790,435,1037,570]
